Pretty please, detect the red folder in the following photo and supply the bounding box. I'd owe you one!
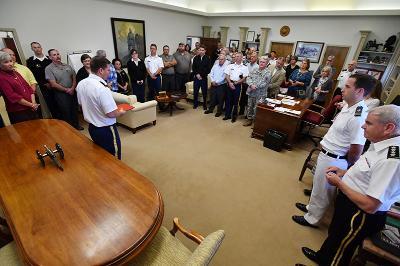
[117,103,134,111]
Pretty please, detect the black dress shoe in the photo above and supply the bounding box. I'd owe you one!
[193,105,198,109]
[304,189,312,196]
[301,247,319,263]
[204,110,212,114]
[231,116,237,123]
[215,112,221,117]
[76,125,84,131]
[295,202,308,213]
[292,215,318,228]
[222,116,231,120]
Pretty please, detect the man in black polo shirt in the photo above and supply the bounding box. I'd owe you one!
[26,42,55,117]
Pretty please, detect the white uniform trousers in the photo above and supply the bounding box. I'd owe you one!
[305,152,348,225]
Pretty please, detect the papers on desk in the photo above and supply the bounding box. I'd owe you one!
[274,107,301,115]
[265,98,282,105]
[281,98,300,106]
[278,94,295,100]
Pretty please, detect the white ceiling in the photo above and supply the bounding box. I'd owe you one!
[118,0,400,16]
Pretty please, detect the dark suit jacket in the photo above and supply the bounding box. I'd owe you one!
[192,55,211,79]
[310,78,333,103]
[127,59,146,82]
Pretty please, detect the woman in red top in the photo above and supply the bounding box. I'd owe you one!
[0,51,39,124]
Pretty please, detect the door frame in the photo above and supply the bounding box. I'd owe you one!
[0,28,25,64]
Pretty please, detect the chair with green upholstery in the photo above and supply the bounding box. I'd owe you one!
[0,242,23,266]
[129,217,225,266]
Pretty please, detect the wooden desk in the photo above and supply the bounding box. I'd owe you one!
[352,238,400,265]
[252,97,313,148]
[0,120,163,265]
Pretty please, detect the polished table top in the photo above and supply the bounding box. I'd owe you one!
[0,120,163,265]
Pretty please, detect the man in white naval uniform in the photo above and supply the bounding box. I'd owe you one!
[293,74,377,228]
[336,60,357,92]
[298,104,400,265]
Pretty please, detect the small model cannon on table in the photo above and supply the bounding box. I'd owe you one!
[36,143,64,171]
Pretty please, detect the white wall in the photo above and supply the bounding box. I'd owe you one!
[0,0,206,61]
[208,15,400,69]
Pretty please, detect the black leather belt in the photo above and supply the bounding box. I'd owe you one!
[321,148,346,159]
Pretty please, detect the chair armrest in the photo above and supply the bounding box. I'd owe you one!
[170,217,205,244]
[310,103,325,112]
[304,109,325,126]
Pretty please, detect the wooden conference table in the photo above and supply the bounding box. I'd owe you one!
[252,96,313,148]
[0,120,163,265]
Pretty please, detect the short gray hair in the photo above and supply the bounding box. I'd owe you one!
[0,51,11,63]
[369,105,400,135]
[322,66,332,73]
[259,56,269,62]
[96,50,106,57]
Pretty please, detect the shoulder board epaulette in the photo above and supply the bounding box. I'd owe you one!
[355,106,363,117]
[388,146,400,159]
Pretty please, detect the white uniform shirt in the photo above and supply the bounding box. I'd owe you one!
[224,63,249,82]
[342,136,400,211]
[320,100,368,155]
[144,55,164,75]
[336,69,354,89]
[76,74,117,127]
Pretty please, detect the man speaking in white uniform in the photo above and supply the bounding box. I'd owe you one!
[76,56,126,159]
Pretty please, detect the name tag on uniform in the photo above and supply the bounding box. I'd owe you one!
[387,146,400,159]
[355,106,363,117]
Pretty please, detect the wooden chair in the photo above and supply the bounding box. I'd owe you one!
[351,238,400,266]
[301,104,328,146]
[299,147,321,181]
[128,217,225,266]
[0,242,23,266]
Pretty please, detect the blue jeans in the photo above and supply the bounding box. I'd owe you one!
[193,77,208,108]
[225,84,241,118]
[147,75,161,100]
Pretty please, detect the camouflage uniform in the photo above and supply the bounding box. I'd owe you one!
[245,67,271,120]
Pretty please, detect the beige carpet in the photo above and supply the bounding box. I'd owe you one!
[82,101,329,266]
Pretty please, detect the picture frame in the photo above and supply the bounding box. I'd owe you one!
[229,39,240,50]
[354,68,369,74]
[246,42,260,51]
[110,18,146,68]
[186,36,201,51]
[367,69,383,80]
[294,41,324,63]
[246,31,255,42]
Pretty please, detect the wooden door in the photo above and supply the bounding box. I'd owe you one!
[321,46,350,80]
[200,37,219,57]
[321,45,350,106]
[270,42,294,58]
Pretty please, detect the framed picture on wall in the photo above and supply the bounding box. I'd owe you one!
[294,41,324,63]
[110,18,146,67]
[246,31,255,42]
[229,39,239,50]
[186,36,201,51]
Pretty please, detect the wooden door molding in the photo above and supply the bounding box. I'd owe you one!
[0,28,25,65]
